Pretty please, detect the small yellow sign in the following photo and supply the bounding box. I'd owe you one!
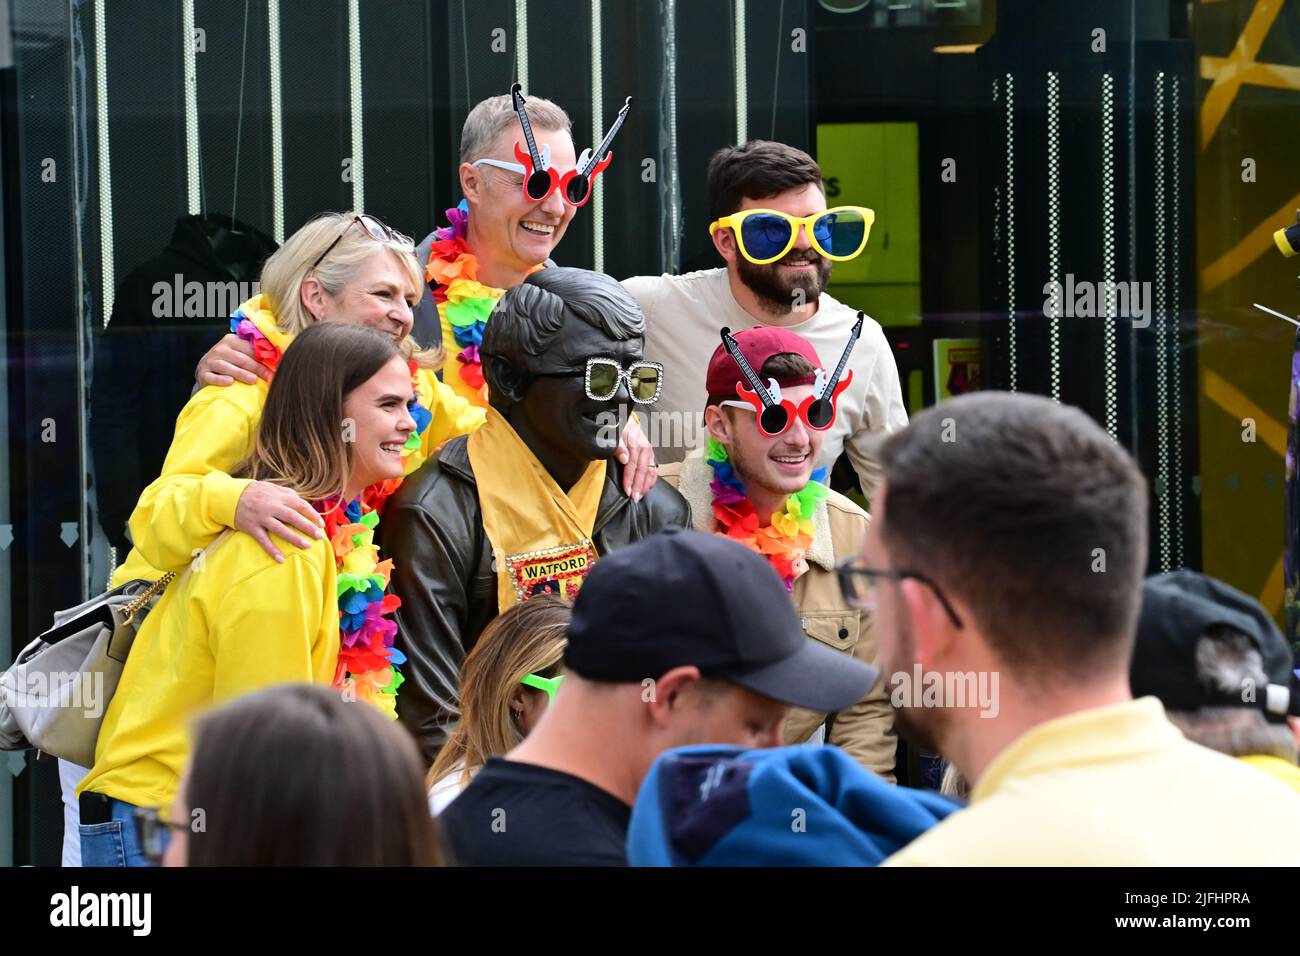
[933,339,982,402]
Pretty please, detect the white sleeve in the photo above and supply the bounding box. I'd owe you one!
[622,274,667,318]
[844,324,908,504]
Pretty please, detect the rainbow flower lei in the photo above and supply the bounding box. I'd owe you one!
[705,437,829,592]
[426,199,542,400]
[229,304,434,718]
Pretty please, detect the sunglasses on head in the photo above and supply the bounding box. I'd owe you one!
[709,206,875,265]
[486,84,631,207]
[310,214,411,272]
[718,315,864,437]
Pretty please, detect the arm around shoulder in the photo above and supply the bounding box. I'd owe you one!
[641,473,692,533]
[124,389,258,575]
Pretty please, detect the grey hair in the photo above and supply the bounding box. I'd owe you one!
[481,267,645,409]
[1167,625,1299,762]
[257,211,441,368]
[459,93,572,166]
[1194,625,1267,696]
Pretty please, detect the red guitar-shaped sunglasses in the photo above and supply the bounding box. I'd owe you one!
[509,83,631,207]
[719,314,864,437]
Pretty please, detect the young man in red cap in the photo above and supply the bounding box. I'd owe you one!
[657,324,896,779]
[625,140,907,499]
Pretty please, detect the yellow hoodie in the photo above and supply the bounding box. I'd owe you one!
[78,530,340,808]
[111,297,485,586]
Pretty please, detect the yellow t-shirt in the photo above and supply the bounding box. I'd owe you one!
[884,697,1300,866]
[79,532,340,808]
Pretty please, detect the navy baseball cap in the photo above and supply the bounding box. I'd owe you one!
[1133,570,1298,721]
[564,528,880,712]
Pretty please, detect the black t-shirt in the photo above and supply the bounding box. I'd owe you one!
[440,757,632,866]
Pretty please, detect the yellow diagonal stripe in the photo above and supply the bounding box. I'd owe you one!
[1201,55,1300,91]
[1203,369,1288,614]
[1202,368,1287,455]
[1201,189,1300,295]
[1200,0,1285,150]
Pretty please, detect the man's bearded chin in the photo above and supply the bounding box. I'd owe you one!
[735,251,832,316]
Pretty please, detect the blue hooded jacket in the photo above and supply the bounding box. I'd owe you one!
[628,744,962,866]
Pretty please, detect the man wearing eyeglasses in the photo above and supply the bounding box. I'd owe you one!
[857,392,1300,866]
[656,325,895,779]
[623,140,907,504]
[383,267,690,762]
[408,87,581,396]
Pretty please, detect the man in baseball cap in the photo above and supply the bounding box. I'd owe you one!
[656,322,896,779]
[438,527,880,866]
[1133,570,1300,793]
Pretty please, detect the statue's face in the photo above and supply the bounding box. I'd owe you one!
[517,316,644,464]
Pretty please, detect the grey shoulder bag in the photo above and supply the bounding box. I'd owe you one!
[0,530,230,766]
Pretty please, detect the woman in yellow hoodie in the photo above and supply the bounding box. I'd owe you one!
[78,323,418,867]
[111,212,485,587]
[61,215,475,860]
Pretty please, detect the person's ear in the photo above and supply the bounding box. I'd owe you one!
[484,355,527,406]
[508,684,529,719]
[300,275,328,321]
[897,578,958,671]
[460,162,485,206]
[711,224,740,266]
[643,665,702,728]
[1288,716,1300,748]
[704,405,735,447]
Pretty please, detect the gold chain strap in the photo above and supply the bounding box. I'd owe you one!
[121,571,176,625]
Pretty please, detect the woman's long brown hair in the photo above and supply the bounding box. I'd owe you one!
[427,594,570,790]
[232,322,403,501]
[186,683,441,866]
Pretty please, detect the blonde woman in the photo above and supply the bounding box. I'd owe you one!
[79,324,417,866]
[111,211,484,585]
[427,594,570,814]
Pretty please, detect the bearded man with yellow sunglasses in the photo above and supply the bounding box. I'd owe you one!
[623,140,907,502]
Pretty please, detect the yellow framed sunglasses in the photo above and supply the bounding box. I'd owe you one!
[709,205,876,265]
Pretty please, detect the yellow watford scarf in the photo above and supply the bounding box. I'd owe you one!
[467,406,607,611]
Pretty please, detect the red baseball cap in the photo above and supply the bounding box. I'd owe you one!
[705,327,823,398]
